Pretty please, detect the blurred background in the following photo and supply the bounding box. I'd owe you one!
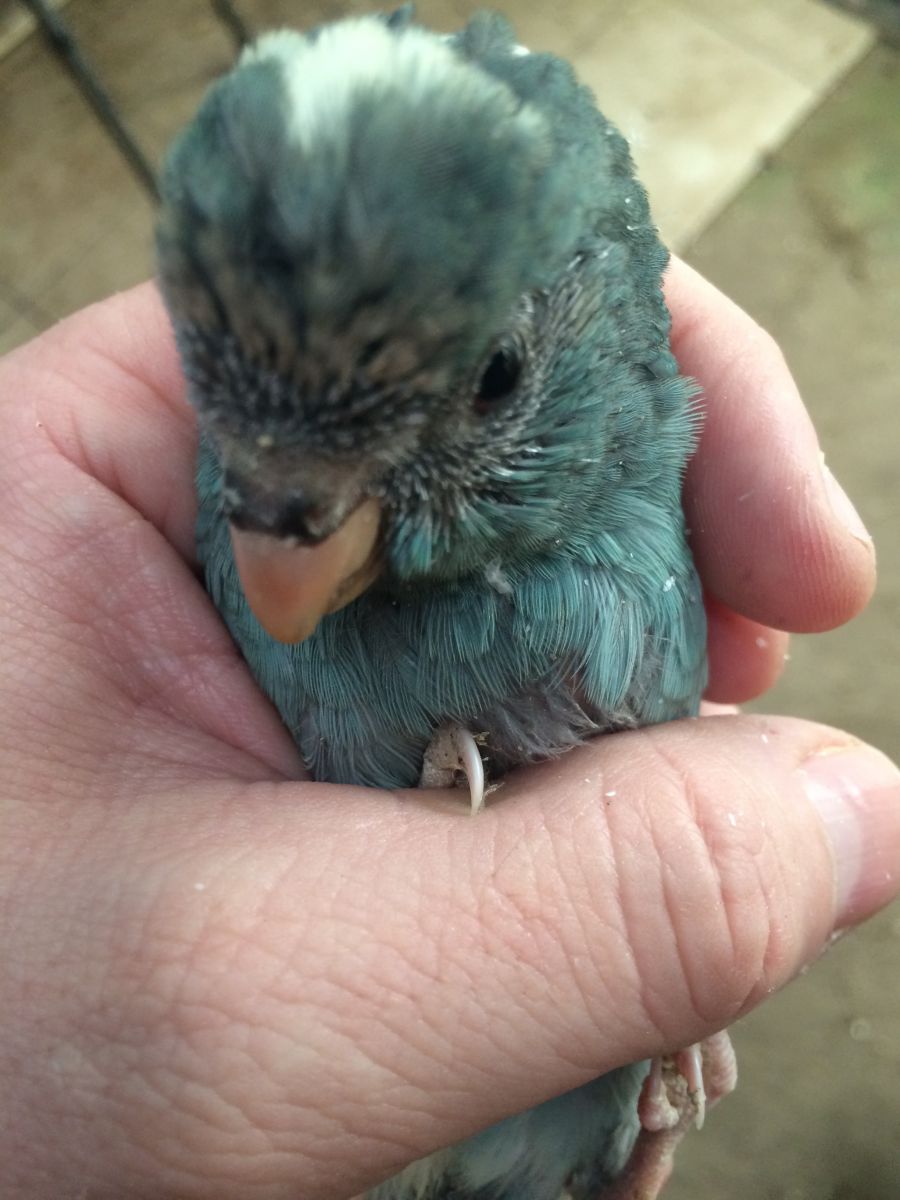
[1,1,897,1196]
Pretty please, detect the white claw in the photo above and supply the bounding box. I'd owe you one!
[676,1044,706,1130]
[465,729,487,816]
[452,726,485,814]
[420,724,486,813]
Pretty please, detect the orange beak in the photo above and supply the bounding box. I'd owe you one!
[229,498,382,643]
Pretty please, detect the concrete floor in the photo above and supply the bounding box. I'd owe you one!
[1,2,898,1197]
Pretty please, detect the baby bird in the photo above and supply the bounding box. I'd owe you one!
[157,10,735,1198]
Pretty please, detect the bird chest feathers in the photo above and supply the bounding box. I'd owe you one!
[198,433,705,793]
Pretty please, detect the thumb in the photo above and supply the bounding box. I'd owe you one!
[311,714,897,1192]
[324,714,899,1190]
[413,715,899,1074]
[29,713,897,1199]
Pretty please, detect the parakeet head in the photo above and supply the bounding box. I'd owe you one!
[158,11,672,642]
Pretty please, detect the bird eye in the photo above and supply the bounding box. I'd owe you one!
[475,343,522,412]
[358,337,387,368]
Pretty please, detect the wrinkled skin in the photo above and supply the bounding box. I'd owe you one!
[0,262,896,1200]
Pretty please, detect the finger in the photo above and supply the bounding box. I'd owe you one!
[704,595,790,703]
[666,258,875,633]
[0,343,302,781]
[11,717,899,1196]
[5,283,199,562]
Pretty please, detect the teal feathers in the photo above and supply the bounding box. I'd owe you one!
[199,433,703,788]
[159,10,706,1198]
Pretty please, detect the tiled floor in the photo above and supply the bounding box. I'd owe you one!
[0,0,873,348]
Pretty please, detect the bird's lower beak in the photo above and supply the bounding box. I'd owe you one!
[229,498,382,643]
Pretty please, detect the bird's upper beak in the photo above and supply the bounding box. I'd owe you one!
[228,498,382,644]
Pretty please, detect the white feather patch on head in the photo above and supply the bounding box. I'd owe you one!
[241,18,539,153]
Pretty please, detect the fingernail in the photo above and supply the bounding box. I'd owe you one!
[821,458,872,546]
[801,745,900,929]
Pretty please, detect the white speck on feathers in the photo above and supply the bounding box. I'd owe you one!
[484,561,513,595]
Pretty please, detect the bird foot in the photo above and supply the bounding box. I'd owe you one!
[419,723,486,813]
[641,1031,737,1133]
[601,1033,737,1200]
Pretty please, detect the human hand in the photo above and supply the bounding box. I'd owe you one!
[0,260,895,1199]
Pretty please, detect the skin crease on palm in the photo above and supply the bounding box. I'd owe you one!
[0,257,897,1200]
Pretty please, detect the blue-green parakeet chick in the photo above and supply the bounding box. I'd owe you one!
[157,9,735,1198]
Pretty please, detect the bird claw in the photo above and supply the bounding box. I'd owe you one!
[419,723,486,813]
[675,1043,706,1130]
[602,1034,736,1200]
[639,1032,736,1134]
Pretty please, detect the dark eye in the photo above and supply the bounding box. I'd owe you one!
[475,343,522,411]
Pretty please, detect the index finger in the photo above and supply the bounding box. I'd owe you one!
[667,257,875,633]
[4,282,199,563]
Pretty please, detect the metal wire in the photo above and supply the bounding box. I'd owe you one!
[210,0,252,51]
[19,0,161,202]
